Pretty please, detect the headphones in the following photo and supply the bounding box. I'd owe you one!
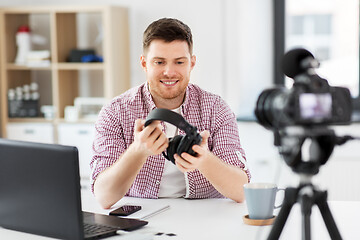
[144,108,202,164]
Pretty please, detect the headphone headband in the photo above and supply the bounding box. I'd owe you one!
[144,108,202,164]
[144,108,197,135]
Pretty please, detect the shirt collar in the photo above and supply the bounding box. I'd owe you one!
[142,82,157,111]
[181,84,191,116]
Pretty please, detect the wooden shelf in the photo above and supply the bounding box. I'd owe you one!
[6,63,52,70]
[7,62,104,70]
[0,6,130,140]
[56,62,104,70]
[8,117,53,123]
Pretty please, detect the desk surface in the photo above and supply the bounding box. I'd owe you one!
[1,187,360,240]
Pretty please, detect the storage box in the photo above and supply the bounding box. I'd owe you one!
[8,100,39,118]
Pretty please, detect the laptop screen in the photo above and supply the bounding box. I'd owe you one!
[0,138,84,239]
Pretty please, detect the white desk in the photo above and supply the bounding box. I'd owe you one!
[1,187,360,240]
[99,198,360,240]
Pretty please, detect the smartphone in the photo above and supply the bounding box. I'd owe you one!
[109,205,142,216]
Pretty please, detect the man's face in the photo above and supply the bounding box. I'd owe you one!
[141,40,196,104]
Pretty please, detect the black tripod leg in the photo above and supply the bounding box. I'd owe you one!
[315,191,342,240]
[300,194,312,240]
[267,188,298,240]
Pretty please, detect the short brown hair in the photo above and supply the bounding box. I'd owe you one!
[143,18,193,55]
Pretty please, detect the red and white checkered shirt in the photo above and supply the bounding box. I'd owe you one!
[90,83,251,199]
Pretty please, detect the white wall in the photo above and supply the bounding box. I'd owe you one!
[0,0,274,116]
[225,0,274,116]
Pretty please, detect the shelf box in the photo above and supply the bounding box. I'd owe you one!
[58,123,95,178]
[7,122,54,144]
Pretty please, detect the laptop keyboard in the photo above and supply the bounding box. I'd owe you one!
[83,222,119,237]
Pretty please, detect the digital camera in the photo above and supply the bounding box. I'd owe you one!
[255,48,352,130]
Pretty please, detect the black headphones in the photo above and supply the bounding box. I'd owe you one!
[144,108,202,164]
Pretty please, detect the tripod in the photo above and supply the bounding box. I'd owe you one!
[267,127,348,240]
[267,176,342,240]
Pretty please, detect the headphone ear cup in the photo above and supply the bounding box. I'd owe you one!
[166,135,183,164]
[177,133,202,156]
[177,135,192,156]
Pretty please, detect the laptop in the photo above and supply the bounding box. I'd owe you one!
[0,138,148,239]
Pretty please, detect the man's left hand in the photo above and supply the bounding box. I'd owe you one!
[174,130,210,172]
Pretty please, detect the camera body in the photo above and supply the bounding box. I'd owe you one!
[255,48,352,130]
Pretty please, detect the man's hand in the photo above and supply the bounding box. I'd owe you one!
[132,119,169,157]
[173,130,248,203]
[174,130,210,172]
[94,119,168,209]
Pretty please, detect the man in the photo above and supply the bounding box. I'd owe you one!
[91,18,250,209]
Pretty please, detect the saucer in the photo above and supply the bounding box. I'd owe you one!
[243,215,276,226]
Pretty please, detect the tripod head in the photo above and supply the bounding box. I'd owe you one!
[273,126,354,175]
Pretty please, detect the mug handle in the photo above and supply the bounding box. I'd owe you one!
[274,188,285,209]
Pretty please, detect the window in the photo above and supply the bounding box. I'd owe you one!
[275,0,360,109]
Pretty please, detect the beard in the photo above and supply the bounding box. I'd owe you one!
[148,75,189,100]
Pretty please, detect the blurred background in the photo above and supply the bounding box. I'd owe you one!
[0,0,359,201]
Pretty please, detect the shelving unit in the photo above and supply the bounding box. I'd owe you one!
[0,5,130,140]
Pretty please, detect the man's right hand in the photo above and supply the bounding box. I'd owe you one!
[94,119,168,208]
[132,119,169,157]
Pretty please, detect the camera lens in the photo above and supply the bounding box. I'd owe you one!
[255,87,290,129]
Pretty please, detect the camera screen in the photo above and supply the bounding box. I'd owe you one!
[299,93,332,120]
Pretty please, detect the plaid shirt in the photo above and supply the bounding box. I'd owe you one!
[90,83,251,199]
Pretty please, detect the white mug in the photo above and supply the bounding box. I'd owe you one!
[244,183,284,219]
